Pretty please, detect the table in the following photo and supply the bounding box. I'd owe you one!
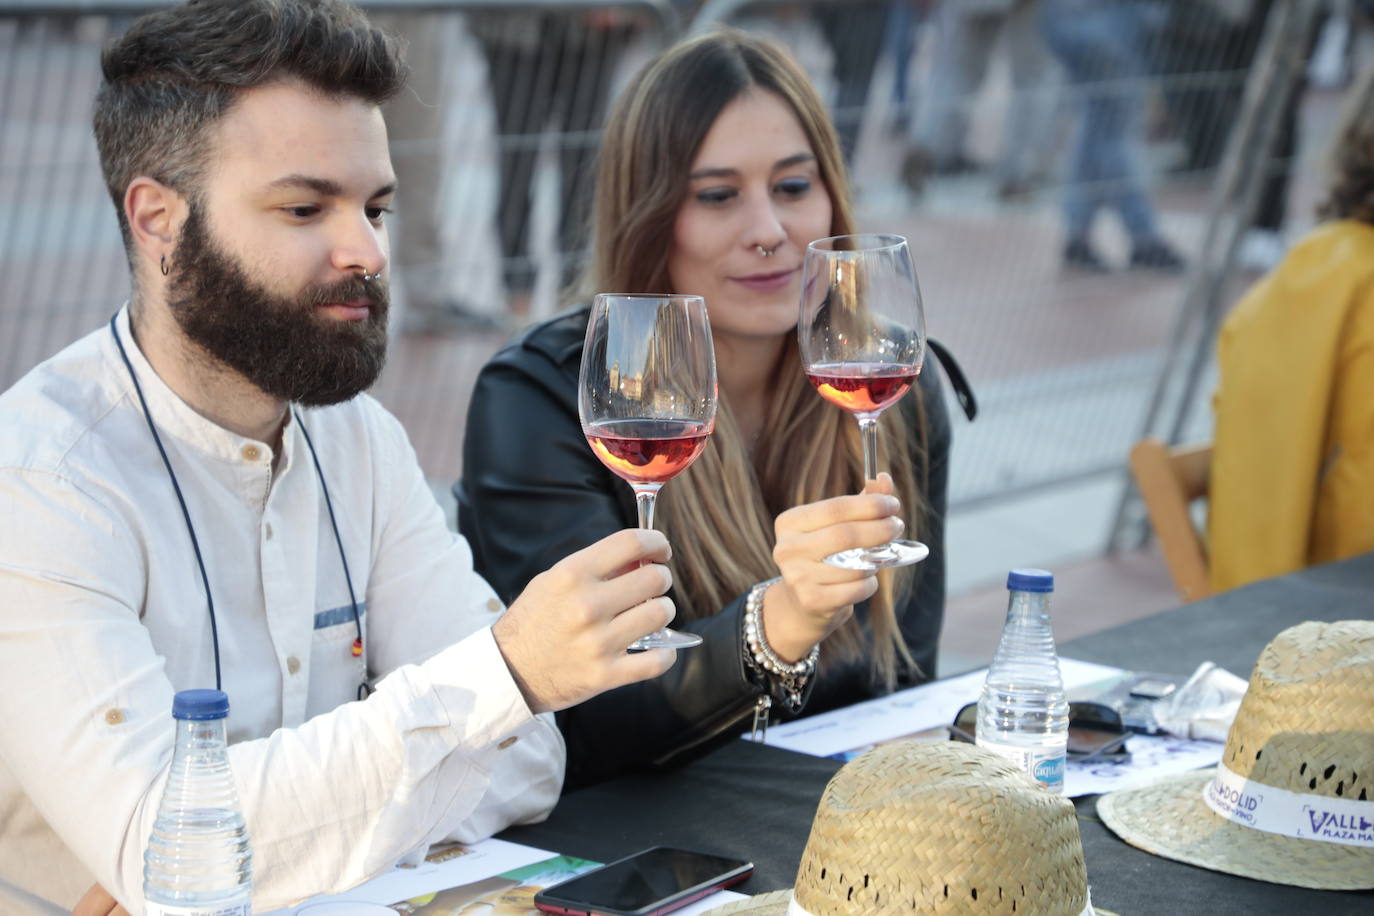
[1058,548,1374,676]
[502,554,1374,914]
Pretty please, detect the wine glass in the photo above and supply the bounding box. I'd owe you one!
[798,233,929,571]
[579,294,718,650]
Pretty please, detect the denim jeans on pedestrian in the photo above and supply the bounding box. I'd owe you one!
[1040,0,1164,244]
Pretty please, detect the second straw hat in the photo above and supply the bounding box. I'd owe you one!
[708,741,1108,915]
[1098,619,1374,890]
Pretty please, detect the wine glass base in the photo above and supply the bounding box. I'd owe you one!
[824,539,929,571]
[627,627,703,652]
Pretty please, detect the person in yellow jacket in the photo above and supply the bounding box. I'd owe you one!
[1210,68,1374,592]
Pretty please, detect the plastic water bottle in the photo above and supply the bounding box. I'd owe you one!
[143,689,252,916]
[976,569,1069,793]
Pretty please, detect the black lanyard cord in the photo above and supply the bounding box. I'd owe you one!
[110,314,223,690]
[292,409,364,666]
[109,314,365,697]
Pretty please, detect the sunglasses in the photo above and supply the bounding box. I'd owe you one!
[948,701,1131,763]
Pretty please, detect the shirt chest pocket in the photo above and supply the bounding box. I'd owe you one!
[304,602,368,720]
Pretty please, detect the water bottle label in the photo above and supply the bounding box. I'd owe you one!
[1032,753,1066,791]
[976,739,1066,793]
[145,902,251,916]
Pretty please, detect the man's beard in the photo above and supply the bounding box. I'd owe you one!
[165,206,390,407]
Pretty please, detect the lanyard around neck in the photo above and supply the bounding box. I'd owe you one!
[108,314,365,696]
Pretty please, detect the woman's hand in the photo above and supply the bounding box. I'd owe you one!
[765,473,904,662]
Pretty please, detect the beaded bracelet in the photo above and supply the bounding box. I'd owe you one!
[742,577,820,712]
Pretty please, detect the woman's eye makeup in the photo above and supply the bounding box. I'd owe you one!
[695,186,737,205]
[689,168,816,206]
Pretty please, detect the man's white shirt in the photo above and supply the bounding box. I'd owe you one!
[0,307,564,913]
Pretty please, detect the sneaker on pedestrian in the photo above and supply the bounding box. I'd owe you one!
[1129,238,1187,273]
[901,148,933,194]
[902,148,982,194]
[1063,238,1112,273]
[996,179,1035,203]
[932,153,982,177]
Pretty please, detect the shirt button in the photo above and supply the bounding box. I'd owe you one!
[286,656,301,675]
[242,445,262,462]
[104,708,125,725]
[498,736,519,750]
[264,523,274,541]
[485,598,502,613]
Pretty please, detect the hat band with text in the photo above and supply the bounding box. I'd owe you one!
[784,890,1096,915]
[1203,760,1374,847]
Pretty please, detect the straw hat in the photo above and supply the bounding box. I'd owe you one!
[1098,619,1374,890]
[707,741,1108,915]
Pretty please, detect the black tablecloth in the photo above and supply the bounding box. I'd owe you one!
[503,553,1374,915]
[502,740,833,890]
[1058,549,1374,677]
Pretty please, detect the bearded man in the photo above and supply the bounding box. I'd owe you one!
[0,2,679,914]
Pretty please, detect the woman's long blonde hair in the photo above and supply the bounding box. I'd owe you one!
[580,29,929,687]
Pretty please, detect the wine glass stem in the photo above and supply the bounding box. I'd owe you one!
[857,416,879,481]
[633,484,662,530]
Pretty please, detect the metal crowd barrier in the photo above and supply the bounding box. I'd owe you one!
[1109,0,1327,548]
[0,0,1340,527]
[0,1,678,481]
[691,0,1331,522]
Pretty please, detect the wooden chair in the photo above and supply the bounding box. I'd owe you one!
[1129,438,1212,602]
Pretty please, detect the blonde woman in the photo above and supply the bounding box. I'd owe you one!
[458,30,966,788]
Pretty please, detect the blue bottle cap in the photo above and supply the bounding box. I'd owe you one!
[1006,568,1054,593]
[172,689,230,721]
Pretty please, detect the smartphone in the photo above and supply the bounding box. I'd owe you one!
[1128,678,1178,700]
[533,846,754,916]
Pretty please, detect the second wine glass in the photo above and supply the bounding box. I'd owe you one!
[579,293,718,650]
[799,233,929,571]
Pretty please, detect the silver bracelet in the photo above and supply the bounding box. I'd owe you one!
[742,577,819,711]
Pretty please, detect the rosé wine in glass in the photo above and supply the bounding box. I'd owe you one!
[798,234,928,571]
[805,362,919,415]
[579,294,718,650]
[585,419,712,486]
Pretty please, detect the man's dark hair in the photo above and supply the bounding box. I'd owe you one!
[93,0,408,248]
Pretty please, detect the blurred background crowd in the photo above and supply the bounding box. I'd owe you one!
[1,0,1369,671]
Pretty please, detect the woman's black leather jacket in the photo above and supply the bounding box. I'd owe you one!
[456,305,956,789]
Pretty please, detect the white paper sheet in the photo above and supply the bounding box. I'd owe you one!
[261,837,556,915]
[746,658,1226,798]
[751,657,1124,758]
[678,889,749,914]
[1065,733,1222,796]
